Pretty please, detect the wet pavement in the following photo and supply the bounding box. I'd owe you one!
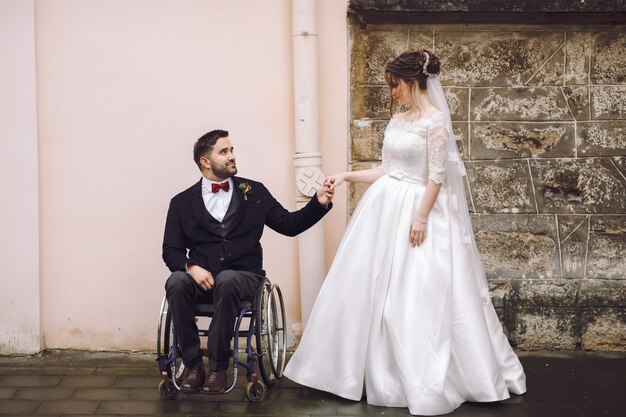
[0,349,624,416]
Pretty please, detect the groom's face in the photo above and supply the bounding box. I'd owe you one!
[202,137,238,181]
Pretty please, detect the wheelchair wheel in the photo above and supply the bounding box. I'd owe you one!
[245,380,265,402]
[159,379,179,400]
[157,298,184,394]
[255,279,287,387]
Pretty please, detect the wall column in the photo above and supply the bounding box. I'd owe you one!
[292,0,326,327]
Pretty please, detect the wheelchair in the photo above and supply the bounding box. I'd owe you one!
[156,277,286,401]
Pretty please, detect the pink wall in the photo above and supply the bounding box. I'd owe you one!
[0,0,41,353]
[3,0,349,351]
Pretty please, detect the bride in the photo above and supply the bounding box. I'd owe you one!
[284,50,527,416]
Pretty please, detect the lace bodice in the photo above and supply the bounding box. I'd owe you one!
[381,111,449,185]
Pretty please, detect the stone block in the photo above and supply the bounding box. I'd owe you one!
[557,215,589,278]
[579,279,626,307]
[565,32,592,85]
[436,31,564,87]
[471,214,559,280]
[591,86,626,119]
[444,87,468,121]
[408,31,434,53]
[591,32,626,84]
[470,122,575,159]
[587,215,626,279]
[353,85,391,119]
[578,122,626,156]
[514,280,581,307]
[471,87,572,121]
[351,119,387,161]
[530,158,626,214]
[513,307,579,350]
[488,282,512,309]
[613,156,626,177]
[349,0,626,13]
[531,44,565,86]
[465,161,535,213]
[581,308,626,351]
[363,31,409,84]
[562,86,590,120]
[348,162,379,214]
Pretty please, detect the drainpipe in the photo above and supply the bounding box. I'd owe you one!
[292,0,325,328]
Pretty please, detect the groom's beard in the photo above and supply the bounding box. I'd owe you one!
[212,161,238,179]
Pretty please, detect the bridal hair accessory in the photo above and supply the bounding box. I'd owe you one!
[239,182,252,201]
[422,52,437,78]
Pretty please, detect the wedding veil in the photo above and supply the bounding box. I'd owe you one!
[421,77,492,304]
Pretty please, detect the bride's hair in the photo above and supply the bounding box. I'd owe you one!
[384,50,441,116]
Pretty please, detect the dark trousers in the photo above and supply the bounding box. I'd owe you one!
[165,269,262,371]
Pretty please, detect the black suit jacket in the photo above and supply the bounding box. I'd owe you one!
[162,176,331,277]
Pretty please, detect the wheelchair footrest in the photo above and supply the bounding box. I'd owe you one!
[157,356,171,373]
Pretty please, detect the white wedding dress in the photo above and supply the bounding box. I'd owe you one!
[284,111,527,416]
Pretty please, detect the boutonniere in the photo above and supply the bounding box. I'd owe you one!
[238,182,252,201]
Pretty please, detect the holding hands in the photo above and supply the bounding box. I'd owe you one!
[324,173,347,191]
[317,172,350,206]
[316,181,335,207]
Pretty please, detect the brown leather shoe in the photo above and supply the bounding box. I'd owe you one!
[180,361,205,393]
[201,369,227,394]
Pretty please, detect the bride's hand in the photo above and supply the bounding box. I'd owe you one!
[409,218,427,247]
[325,173,347,190]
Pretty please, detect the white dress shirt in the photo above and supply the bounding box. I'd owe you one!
[201,177,233,223]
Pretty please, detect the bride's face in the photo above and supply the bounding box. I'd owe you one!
[389,78,414,107]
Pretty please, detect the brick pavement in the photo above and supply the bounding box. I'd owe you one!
[0,350,624,416]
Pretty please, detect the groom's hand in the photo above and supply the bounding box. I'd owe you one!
[316,183,335,207]
[188,264,214,291]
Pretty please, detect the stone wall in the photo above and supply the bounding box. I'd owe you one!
[349,23,626,350]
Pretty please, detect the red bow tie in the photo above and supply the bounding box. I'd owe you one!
[211,181,230,193]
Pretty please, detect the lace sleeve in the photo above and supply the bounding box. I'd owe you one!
[427,119,448,185]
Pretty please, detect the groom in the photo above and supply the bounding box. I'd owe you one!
[162,129,333,394]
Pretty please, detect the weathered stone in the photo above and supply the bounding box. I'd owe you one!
[591,86,626,119]
[443,87,468,121]
[581,308,626,351]
[351,119,387,161]
[364,31,409,84]
[514,280,580,307]
[407,31,434,53]
[591,32,626,84]
[472,215,559,279]
[465,161,535,213]
[587,215,626,279]
[579,279,626,307]
[355,85,391,119]
[513,307,579,350]
[436,31,564,87]
[578,122,626,156]
[562,86,590,120]
[531,44,565,86]
[348,162,379,214]
[565,32,592,85]
[349,0,626,14]
[470,122,575,159]
[557,215,589,278]
[488,282,512,309]
[493,280,626,350]
[613,156,626,178]
[471,87,572,121]
[348,20,626,352]
[451,122,468,160]
[350,24,369,85]
[531,159,626,214]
